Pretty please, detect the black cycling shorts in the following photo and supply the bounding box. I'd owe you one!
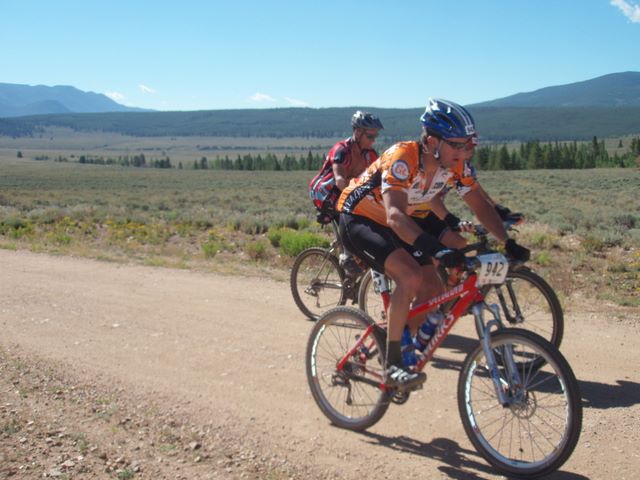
[339,213,450,273]
[412,212,449,240]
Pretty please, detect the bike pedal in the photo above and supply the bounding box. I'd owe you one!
[391,391,411,405]
[401,381,424,393]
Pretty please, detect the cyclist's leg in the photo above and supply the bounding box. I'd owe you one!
[407,263,446,332]
[405,214,464,330]
[340,214,422,343]
[383,248,423,345]
[340,213,425,388]
[440,230,467,249]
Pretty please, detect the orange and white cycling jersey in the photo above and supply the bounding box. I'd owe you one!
[337,141,478,226]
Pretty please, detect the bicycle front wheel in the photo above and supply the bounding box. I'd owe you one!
[290,247,346,320]
[481,269,564,349]
[458,329,582,478]
[306,306,390,430]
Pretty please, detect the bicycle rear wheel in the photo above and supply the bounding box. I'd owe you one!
[306,306,390,430]
[480,268,564,348]
[357,269,394,323]
[290,247,346,321]
[458,329,581,478]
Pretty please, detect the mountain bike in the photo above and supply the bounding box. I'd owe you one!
[357,220,564,349]
[306,252,581,478]
[290,214,368,320]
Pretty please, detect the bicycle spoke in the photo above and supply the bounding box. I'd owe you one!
[306,307,390,431]
[458,330,581,477]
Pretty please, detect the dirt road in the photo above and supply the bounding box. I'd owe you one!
[1,249,639,479]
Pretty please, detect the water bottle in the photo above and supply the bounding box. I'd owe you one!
[414,310,444,352]
[401,326,417,367]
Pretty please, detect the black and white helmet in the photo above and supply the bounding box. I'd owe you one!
[351,111,384,130]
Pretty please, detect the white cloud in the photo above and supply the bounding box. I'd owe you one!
[105,91,125,102]
[139,84,157,94]
[250,92,276,103]
[284,96,309,107]
[611,0,640,23]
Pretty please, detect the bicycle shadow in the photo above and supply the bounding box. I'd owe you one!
[579,378,640,409]
[436,336,640,409]
[425,333,477,373]
[356,430,590,479]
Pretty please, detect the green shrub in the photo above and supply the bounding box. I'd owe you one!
[201,229,230,258]
[530,232,558,249]
[271,228,329,256]
[295,216,311,230]
[582,236,604,253]
[533,250,552,266]
[244,239,270,260]
[267,228,283,247]
[613,214,636,230]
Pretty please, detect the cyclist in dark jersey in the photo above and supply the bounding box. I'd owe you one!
[309,111,383,273]
[309,111,383,214]
[337,98,530,390]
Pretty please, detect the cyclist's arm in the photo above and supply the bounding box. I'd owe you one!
[476,184,497,207]
[427,194,449,220]
[332,162,349,191]
[462,188,509,243]
[382,190,423,245]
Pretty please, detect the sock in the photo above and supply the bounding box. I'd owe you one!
[387,341,402,368]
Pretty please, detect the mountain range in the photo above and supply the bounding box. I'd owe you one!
[1,73,639,141]
[0,83,148,117]
[470,72,640,107]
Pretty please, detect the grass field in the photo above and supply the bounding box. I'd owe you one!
[1,144,639,307]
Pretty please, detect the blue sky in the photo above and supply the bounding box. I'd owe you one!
[2,0,639,111]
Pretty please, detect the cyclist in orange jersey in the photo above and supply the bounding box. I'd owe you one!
[337,98,530,390]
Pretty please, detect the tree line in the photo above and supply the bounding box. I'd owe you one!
[474,137,639,170]
[4,106,640,141]
[17,136,639,171]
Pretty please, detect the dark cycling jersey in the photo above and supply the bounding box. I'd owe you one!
[309,137,378,212]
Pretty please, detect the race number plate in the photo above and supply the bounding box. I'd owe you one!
[476,253,509,286]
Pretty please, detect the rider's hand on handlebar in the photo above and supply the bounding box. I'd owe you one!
[505,238,530,262]
[457,220,475,233]
[434,249,466,268]
[444,213,474,233]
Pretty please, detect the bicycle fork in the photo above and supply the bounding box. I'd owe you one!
[472,302,524,407]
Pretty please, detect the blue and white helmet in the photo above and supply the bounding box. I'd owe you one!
[420,98,476,139]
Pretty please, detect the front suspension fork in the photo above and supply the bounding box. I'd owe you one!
[472,302,523,406]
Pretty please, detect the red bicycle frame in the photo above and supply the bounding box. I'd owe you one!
[336,270,485,388]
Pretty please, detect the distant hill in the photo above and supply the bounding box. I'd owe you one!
[2,106,640,142]
[0,83,149,117]
[1,73,640,141]
[471,72,640,107]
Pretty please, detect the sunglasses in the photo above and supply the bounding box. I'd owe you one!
[442,137,475,150]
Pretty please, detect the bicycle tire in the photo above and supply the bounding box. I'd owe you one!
[306,306,391,430]
[480,269,564,349]
[290,247,346,321]
[458,329,582,478]
[357,269,394,323]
